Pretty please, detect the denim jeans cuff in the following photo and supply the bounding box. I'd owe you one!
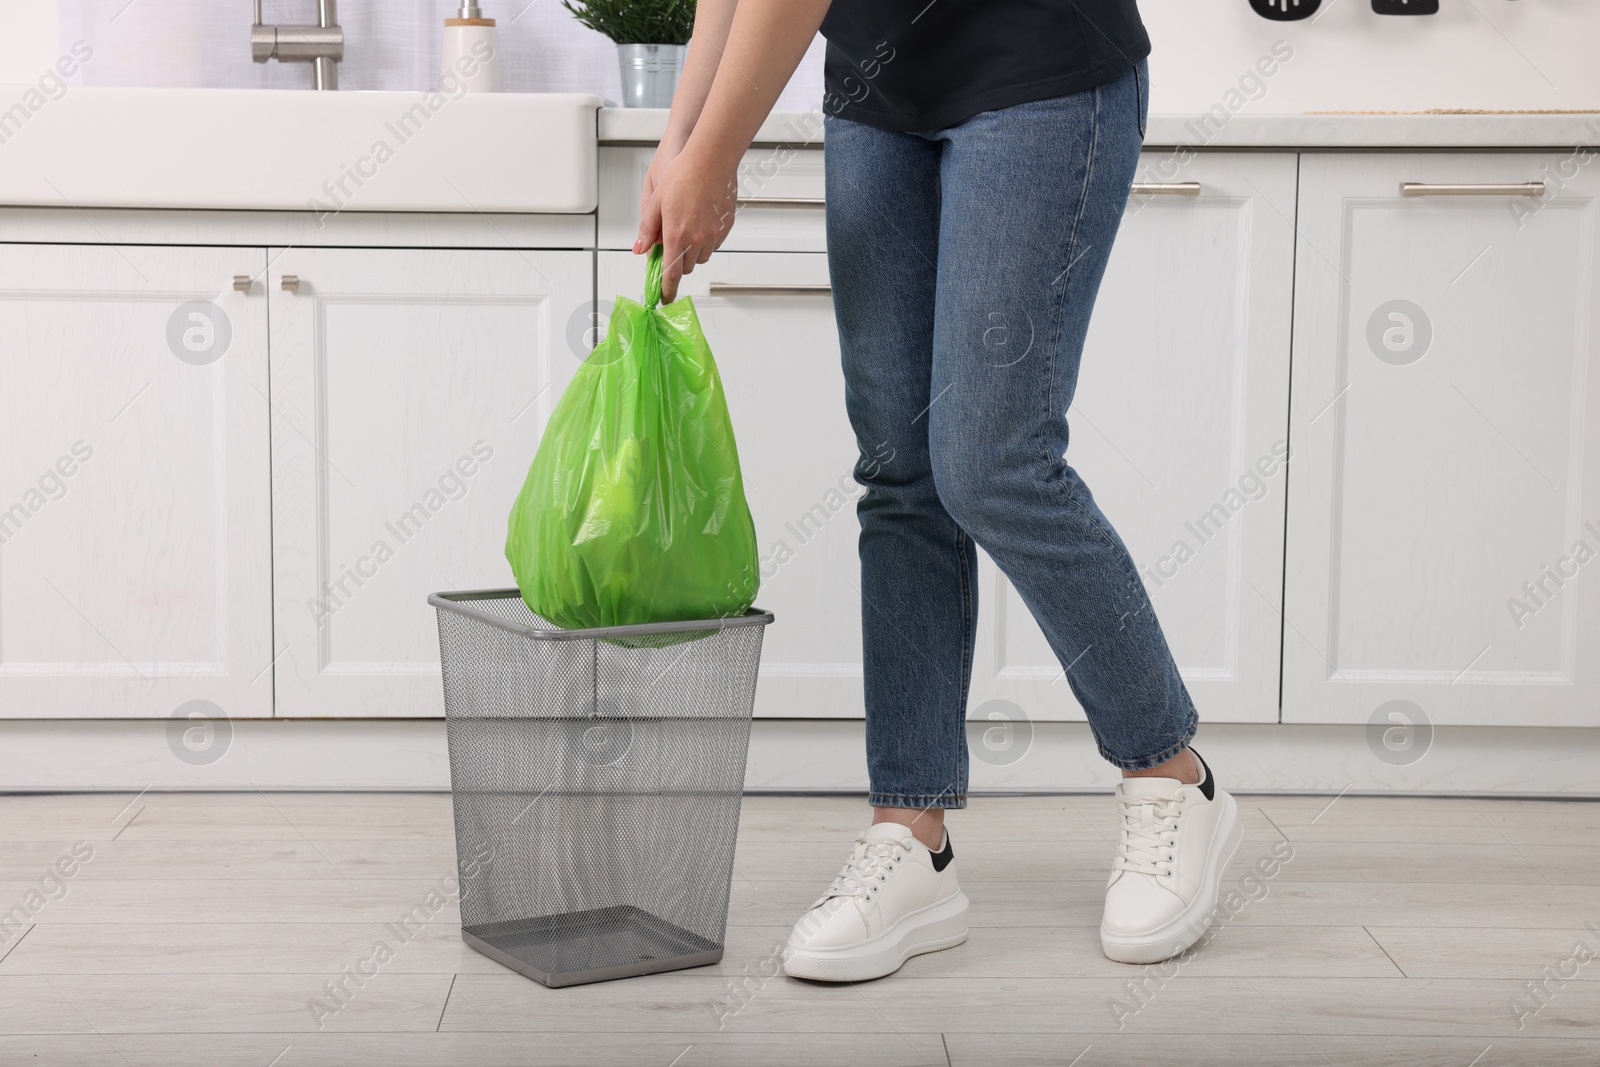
[1097,711,1199,772]
[867,791,968,811]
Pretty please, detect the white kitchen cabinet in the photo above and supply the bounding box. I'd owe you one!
[597,250,860,718]
[598,146,827,253]
[0,244,273,718]
[268,247,591,717]
[1283,153,1600,727]
[967,152,1299,724]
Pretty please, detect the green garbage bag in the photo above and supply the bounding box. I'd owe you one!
[506,243,760,632]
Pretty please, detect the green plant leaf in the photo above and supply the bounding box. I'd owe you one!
[560,0,696,45]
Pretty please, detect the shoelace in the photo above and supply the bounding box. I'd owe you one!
[811,834,910,907]
[1112,793,1183,878]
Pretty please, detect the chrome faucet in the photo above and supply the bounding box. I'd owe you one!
[252,0,344,90]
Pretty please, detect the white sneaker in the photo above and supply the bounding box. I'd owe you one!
[1100,748,1244,965]
[781,821,969,982]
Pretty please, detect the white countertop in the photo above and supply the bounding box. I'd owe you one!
[1,87,1595,216]
[601,106,1600,149]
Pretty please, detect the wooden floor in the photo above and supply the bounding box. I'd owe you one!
[0,790,1596,1066]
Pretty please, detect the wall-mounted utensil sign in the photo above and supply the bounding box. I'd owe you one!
[1372,0,1439,13]
[1249,0,1321,19]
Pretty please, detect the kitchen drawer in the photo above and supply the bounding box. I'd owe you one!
[598,145,826,253]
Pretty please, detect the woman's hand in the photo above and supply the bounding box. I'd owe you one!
[634,145,740,305]
[639,127,688,219]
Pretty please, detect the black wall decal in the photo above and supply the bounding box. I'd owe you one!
[1249,0,1322,21]
[1372,0,1439,14]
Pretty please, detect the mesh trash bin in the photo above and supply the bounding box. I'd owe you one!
[430,589,773,988]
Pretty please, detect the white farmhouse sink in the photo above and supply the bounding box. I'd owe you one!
[0,87,602,213]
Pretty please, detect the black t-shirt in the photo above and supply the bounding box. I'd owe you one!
[818,0,1151,132]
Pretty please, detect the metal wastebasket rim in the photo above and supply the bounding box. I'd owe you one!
[428,588,774,642]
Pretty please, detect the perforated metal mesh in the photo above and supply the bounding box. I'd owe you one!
[432,590,770,987]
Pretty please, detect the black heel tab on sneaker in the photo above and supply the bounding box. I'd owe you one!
[1191,749,1215,801]
[929,831,954,872]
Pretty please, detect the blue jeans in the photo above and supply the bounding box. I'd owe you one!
[824,60,1198,810]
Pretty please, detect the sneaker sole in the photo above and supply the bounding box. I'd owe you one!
[1099,791,1245,965]
[782,890,970,982]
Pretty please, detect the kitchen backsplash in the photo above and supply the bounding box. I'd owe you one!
[38,0,1600,115]
[55,0,826,108]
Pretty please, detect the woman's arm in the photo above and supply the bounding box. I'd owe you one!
[635,0,833,302]
[639,0,740,213]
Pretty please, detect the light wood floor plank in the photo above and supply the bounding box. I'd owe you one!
[1515,845,1600,885]
[945,1032,1328,1066]
[1244,796,1600,847]
[944,1032,1600,1066]
[859,975,1600,1037]
[858,977,1294,1035]
[1364,925,1600,979]
[0,840,350,881]
[1250,975,1600,1038]
[0,923,504,976]
[1241,841,1553,885]
[1312,1035,1600,1067]
[0,791,457,842]
[445,974,1303,1037]
[109,803,455,843]
[439,971,891,1035]
[0,1031,950,1067]
[1221,880,1598,930]
[0,976,95,1034]
[0,879,463,924]
[502,1030,952,1067]
[911,924,1403,979]
[0,973,454,1035]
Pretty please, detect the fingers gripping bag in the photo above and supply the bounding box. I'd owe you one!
[505,244,760,639]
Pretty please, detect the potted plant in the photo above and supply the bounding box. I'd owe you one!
[562,0,696,108]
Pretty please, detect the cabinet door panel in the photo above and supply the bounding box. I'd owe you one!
[969,152,1298,724]
[597,251,860,718]
[1285,153,1600,726]
[269,248,590,716]
[0,244,272,718]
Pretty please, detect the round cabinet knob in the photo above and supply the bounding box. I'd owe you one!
[232,275,253,292]
[281,275,301,292]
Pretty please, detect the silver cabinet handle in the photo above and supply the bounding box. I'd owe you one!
[707,282,832,296]
[232,275,253,292]
[1400,182,1545,197]
[1131,182,1201,196]
[735,196,825,208]
[281,274,301,292]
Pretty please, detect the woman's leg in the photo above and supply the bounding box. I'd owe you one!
[788,148,974,980]
[923,62,1200,772]
[824,111,967,848]
[920,64,1240,965]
